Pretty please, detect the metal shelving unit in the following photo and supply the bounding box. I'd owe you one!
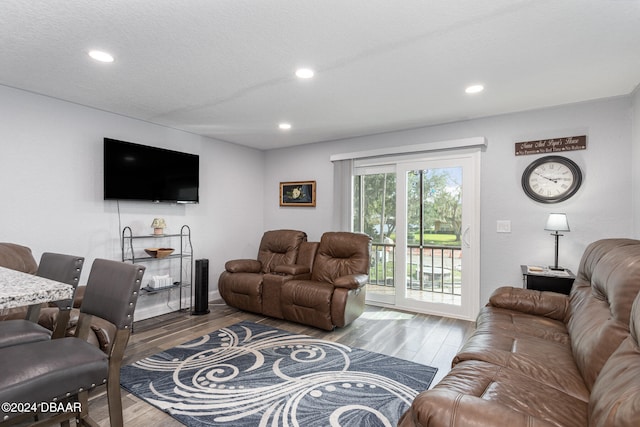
[121,224,193,312]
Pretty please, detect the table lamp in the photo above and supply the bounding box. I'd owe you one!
[151,218,166,235]
[545,213,569,270]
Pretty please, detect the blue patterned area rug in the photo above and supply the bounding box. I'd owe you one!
[120,321,436,427]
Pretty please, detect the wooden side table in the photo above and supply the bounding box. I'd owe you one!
[521,265,576,296]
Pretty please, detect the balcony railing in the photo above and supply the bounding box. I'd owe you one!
[369,242,461,296]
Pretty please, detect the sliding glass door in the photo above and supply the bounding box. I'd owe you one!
[353,151,480,320]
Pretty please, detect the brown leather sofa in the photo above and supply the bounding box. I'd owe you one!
[0,242,38,275]
[219,231,371,330]
[398,238,640,427]
[0,242,114,351]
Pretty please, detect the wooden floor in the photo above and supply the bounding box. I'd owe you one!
[87,301,475,426]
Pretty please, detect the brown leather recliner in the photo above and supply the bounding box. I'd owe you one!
[277,231,371,330]
[218,230,307,314]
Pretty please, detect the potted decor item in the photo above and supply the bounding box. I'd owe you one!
[151,218,166,235]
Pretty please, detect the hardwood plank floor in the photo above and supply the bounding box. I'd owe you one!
[87,301,475,426]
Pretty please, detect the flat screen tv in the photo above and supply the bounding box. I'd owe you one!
[104,138,199,203]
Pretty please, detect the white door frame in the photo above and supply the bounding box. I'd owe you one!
[393,149,480,321]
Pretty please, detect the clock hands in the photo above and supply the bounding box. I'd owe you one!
[533,171,572,183]
[533,171,558,183]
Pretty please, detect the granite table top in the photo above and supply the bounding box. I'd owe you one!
[0,266,74,309]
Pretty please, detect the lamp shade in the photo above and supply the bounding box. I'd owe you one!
[545,213,570,232]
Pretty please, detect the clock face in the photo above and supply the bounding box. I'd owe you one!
[522,156,582,203]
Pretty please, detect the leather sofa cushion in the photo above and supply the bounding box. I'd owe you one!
[476,306,570,345]
[281,280,334,330]
[589,334,640,426]
[282,280,333,309]
[257,230,306,274]
[453,330,589,401]
[399,388,558,427]
[573,238,640,284]
[568,241,640,390]
[297,241,319,272]
[431,360,588,427]
[218,272,263,314]
[311,232,370,283]
[589,292,640,427]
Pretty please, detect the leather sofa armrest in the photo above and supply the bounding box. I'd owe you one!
[273,264,310,276]
[333,274,368,290]
[399,389,556,427]
[488,286,569,321]
[225,259,262,273]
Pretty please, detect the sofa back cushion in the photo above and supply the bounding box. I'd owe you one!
[257,230,307,274]
[0,242,38,274]
[297,241,320,272]
[311,232,370,283]
[567,238,640,390]
[589,292,640,426]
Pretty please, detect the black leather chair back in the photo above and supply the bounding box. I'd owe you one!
[80,258,144,330]
[37,252,84,309]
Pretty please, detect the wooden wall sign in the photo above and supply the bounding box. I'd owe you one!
[515,135,586,156]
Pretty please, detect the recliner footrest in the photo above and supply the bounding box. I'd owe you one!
[281,280,334,330]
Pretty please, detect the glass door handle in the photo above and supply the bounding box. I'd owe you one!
[462,226,471,248]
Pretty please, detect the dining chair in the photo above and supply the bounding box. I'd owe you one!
[0,252,84,349]
[0,258,145,427]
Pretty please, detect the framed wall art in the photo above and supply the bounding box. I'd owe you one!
[280,181,316,207]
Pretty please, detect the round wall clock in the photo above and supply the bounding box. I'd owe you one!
[521,155,583,203]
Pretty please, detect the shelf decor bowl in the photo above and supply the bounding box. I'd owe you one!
[144,248,175,258]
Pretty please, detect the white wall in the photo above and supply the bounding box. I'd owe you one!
[0,85,265,319]
[264,96,634,304]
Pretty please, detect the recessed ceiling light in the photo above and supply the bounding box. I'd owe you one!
[465,84,484,94]
[88,50,115,63]
[279,123,292,130]
[295,68,314,79]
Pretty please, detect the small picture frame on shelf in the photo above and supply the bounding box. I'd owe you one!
[279,181,316,207]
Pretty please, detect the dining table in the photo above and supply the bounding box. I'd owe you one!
[0,266,74,322]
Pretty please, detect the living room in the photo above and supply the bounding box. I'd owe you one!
[2,83,639,318]
[1,2,640,425]
[2,3,639,315]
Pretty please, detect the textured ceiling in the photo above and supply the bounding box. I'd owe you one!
[1,0,639,150]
